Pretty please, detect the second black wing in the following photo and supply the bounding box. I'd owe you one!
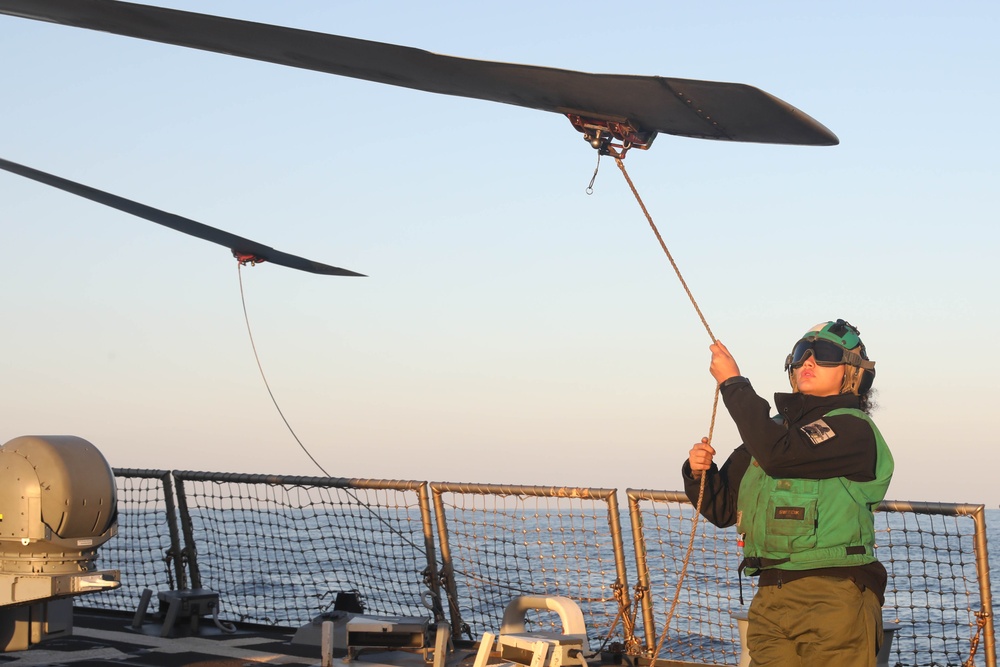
[0,157,364,277]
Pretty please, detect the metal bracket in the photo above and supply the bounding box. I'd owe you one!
[565,115,657,158]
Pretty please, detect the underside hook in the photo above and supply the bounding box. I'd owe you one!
[586,152,602,195]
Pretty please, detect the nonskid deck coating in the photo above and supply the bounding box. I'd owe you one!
[0,611,715,667]
[0,609,481,667]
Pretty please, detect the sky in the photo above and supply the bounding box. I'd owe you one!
[1,2,998,506]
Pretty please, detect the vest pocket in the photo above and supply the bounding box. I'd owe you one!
[764,480,819,552]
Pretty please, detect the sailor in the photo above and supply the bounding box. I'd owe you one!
[682,320,893,667]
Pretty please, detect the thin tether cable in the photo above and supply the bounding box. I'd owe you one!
[238,263,330,476]
[613,157,721,657]
[236,264,431,560]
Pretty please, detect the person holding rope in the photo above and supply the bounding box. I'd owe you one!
[682,319,893,667]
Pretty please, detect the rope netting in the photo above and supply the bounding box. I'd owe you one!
[629,492,995,667]
[628,491,747,665]
[97,471,995,666]
[431,483,628,649]
[172,471,435,626]
[877,502,993,667]
[76,469,180,612]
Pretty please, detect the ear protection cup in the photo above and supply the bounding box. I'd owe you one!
[859,367,875,395]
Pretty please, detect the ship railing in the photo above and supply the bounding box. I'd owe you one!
[170,470,440,627]
[80,470,440,627]
[82,470,996,667]
[627,490,997,667]
[627,489,745,666]
[877,499,995,667]
[75,469,184,610]
[429,482,631,650]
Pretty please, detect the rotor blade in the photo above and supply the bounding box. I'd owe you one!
[0,0,838,146]
[0,157,365,277]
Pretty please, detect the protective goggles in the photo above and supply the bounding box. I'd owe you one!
[784,337,873,372]
[785,338,852,371]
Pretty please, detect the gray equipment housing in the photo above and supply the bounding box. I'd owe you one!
[0,435,121,651]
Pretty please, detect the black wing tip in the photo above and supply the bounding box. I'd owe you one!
[773,131,839,147]
[232,249,366,277]
[801,121,839,147]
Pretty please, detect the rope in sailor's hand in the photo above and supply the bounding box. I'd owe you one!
[613,157,720,657]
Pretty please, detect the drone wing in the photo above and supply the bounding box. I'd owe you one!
[0,0,838,147]
[0,157,364,277]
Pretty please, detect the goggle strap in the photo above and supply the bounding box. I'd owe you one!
[841,351,876,370]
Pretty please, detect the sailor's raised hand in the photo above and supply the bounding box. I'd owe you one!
[709,340,741,384]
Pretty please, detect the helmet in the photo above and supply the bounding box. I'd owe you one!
[784,319,876,395]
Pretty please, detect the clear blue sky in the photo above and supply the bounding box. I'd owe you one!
[1,2,997,505]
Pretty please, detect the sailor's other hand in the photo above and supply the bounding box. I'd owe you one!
[688,437,715,480]
[709,340,741,384]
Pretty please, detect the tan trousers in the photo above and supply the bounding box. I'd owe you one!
[747,576,883,667]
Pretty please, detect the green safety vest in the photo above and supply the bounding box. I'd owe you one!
[736,408,894,575]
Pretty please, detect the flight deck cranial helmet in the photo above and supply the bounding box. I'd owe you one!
[784,319,876,395]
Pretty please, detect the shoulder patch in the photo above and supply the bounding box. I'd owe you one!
[800,418,836,445]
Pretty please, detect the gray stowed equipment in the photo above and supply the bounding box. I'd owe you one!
[0,435,120,651]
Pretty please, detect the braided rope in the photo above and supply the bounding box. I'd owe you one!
[613,158,716,344]
[612,157,721,657]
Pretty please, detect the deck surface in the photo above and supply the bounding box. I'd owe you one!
[0,610,718,667]
[0,609,487,666]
